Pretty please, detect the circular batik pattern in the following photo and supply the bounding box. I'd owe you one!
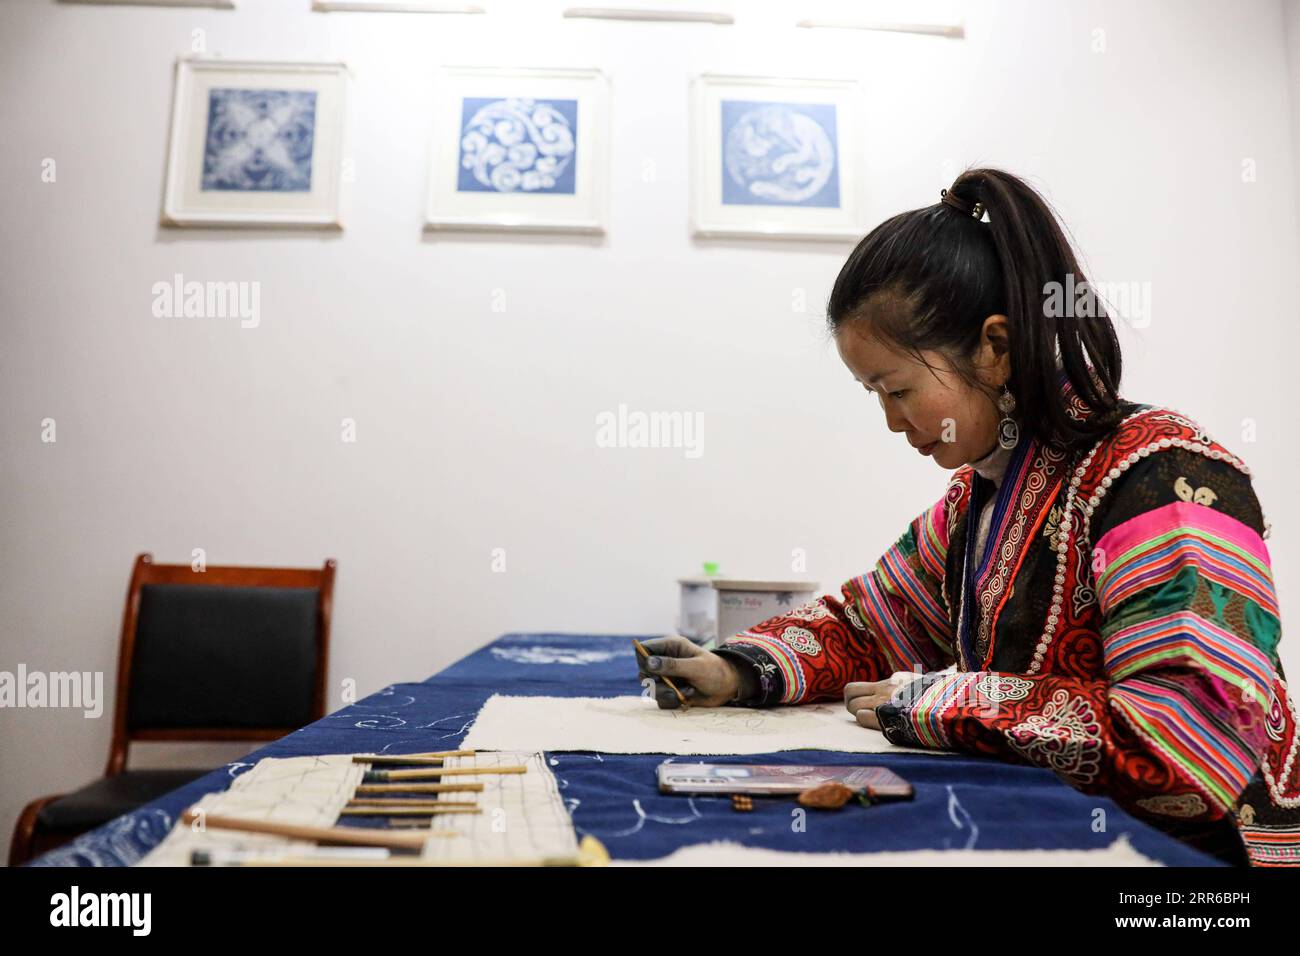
[975,673,1033,702]
[723,105,835,203]
[459,98,576,192]
[779,626,822,656]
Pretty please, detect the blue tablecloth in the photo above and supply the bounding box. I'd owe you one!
[29,633,1221,866]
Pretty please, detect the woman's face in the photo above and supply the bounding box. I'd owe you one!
[833,318,1010,471]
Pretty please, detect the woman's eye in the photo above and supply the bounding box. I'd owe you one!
[888,390,907,400]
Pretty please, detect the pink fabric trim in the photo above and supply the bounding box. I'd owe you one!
[932,489,949,544]
[1095,500,1270,568]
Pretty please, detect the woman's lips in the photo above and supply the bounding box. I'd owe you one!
[917,441,938,456]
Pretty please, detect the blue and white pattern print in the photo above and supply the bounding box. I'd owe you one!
[490,646,624,666]
[457,97,578,194]
[201,88,317,192]
[720,99,840,208]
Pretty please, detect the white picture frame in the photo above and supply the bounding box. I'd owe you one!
[311,1,484,11]
[162,58,350,229]
[424,66,610,234]
[61,0,236,9]
[690,73,865,241]
[562,3,733,23]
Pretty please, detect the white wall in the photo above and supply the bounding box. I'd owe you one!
[1288,0,1300,230]
[2,0,1298,860]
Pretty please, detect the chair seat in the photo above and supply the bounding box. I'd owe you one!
[36,769,212,832]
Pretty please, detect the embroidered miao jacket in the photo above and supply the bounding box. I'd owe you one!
[714,379,1298,866]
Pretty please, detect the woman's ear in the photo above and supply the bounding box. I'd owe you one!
[976,314,1012,385]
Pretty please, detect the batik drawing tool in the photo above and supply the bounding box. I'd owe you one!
[353,781,485,795]
[350,750,476,767]
[338,805,481,816]
[362,765,527,783]
[345,799,478,808]
[632,638,689,708]
[192,846,391,866]
[178,809,455,850]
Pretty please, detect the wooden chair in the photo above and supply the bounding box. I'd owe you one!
[9,552,336,865]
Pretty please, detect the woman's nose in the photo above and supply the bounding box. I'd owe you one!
[883,405,907,434]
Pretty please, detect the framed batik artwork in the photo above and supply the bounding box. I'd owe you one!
[690,73,865,240]
[162,58,350,228]
[424,66,610,234]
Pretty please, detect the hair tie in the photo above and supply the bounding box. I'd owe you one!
[940,187,984,220]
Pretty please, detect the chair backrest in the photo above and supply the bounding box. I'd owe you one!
[105,553,336,775]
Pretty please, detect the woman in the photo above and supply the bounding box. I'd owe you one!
[638,168,1297,867]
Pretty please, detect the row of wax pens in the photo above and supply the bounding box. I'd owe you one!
[181,749,529,857]
[343,749,523,829]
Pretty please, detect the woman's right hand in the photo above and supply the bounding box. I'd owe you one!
[637,635,743,709]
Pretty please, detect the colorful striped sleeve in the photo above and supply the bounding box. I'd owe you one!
[875,447,1281,832]
[714,489,957,706]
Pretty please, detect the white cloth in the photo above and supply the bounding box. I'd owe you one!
[611,834,1162,867]
[462,694,957,756]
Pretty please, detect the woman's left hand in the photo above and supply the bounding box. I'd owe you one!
[843,680,896,730]
[844,672,923,730]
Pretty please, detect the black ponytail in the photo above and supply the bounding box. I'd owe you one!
[826,167,1123,453]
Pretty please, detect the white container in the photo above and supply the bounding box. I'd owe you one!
[711,579,819,648]
[677,576,718,644]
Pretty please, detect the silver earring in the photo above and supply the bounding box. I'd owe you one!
[997,385,1019,449]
